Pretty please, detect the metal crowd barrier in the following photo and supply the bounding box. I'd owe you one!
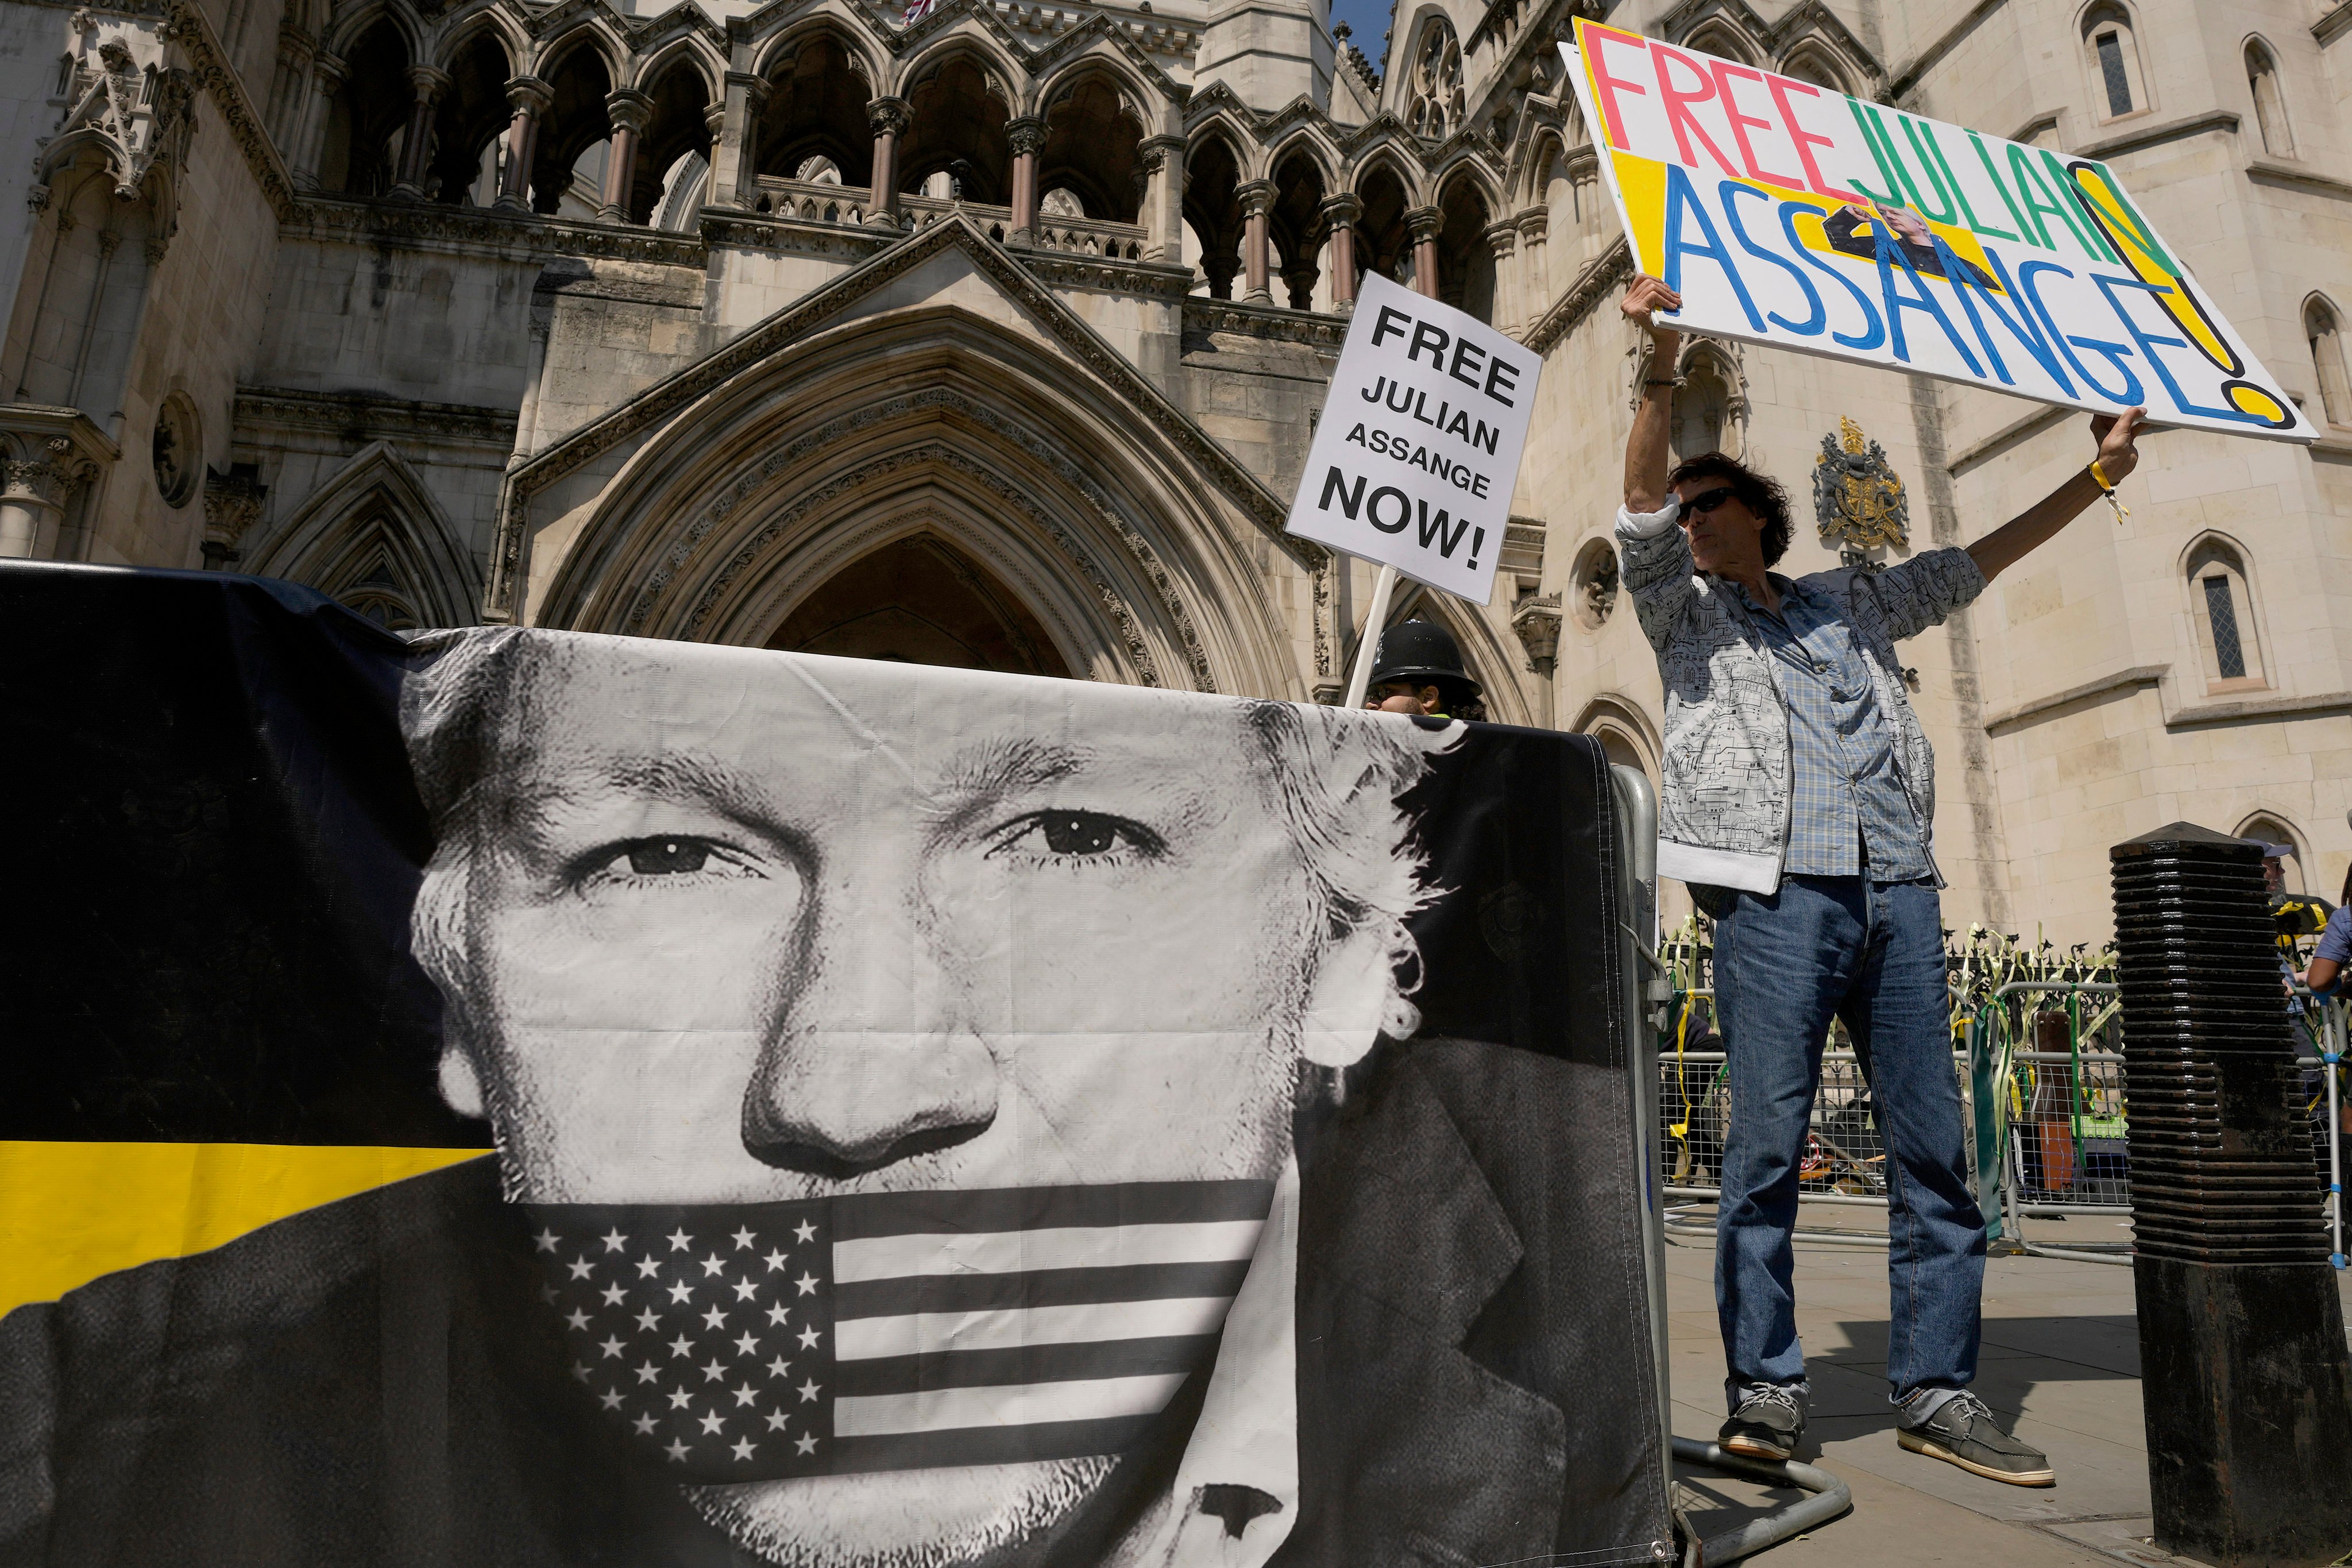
[1655,974,2350,1270]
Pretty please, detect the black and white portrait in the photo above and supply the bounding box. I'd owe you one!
[0,590,1668,1568]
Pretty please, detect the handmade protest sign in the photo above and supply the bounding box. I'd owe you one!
[1285,272,1542,605]
[1562,20,2309,442]
[0,564,1670,1568]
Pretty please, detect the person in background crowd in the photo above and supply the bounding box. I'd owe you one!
[2296,862,2352,998]
[2264,844,2333,1014]
[1362,620,1482,719]
[1616,269,2146,1489]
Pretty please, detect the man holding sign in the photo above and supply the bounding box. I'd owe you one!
[1617,270,2144,1486]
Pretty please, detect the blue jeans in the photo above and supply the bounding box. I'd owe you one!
[1712,875,1984,1408]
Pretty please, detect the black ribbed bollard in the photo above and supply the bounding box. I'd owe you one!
[2111,822,2352,1565]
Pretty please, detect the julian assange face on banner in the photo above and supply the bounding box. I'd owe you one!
[399,629,1450,1568]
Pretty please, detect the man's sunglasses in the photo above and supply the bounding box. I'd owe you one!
[1680,485,1739,516]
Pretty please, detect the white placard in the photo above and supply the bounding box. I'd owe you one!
[1284,272,1542,607]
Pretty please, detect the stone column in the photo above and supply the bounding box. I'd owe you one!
[1485,219,1519,329]
[1407,204,1442,299]
[389,65,450,199]
[289,52,345,191]
[1320,192,1362,312]
[867,96,910,227]
[1239,179,1274,304]
[1516,208,1549,322]
[495,76,553,212]
[269,22,316,146]
[1006,115,1045,242]
[1140,134,1185,264]
[597,89,654,222]
[0,440,80,559]
[702,71,768,211]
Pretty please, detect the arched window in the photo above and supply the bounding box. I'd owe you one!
[1778,46,1847,94]
[2246,40,2293,158]
[1405,18,1463,140]
[2308,298,2352,427]
[2185,538,2266,690]
[1671,345,1745,461]
[1683,22,1754,64]
[1572,696,1660,785]
[2237,813,2308,895]
[2081,3,2149,120]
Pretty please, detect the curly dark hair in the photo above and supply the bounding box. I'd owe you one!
[1667,451,1794,567]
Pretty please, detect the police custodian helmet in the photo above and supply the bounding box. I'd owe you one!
[1368,619,1480,711]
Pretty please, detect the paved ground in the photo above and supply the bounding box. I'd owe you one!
[1661,1215,2352,1566]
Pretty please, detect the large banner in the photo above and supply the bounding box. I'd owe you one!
[1563,20,2310,442]
[0,565,1668,1568]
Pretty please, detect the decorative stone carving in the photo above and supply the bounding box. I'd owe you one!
[605,89,655,135]
[1006,116,1047,157]
[1813,415,1909,563]
[0,425,105,559]
[1568,535,1619,629]
[1511,593,1562,671]
[1406,17,1464,140]
[200,461,266,567]
[866,96,912,137]
[4,440,85,510]
[150,393,199,507]
[45,10,200,245]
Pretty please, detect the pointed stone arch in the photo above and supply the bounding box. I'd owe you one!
[430,3,526,78]
[248,442,480,627]
[534,316,1292,694]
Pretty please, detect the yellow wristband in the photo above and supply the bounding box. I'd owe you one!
[2088,458,2130,523]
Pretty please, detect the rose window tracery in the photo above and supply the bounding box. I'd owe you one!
[1407,22,1464,140]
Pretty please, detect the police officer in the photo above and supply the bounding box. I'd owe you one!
[1363,620,1481,719]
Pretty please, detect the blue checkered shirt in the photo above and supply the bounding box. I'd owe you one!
[1737,577,1930,881]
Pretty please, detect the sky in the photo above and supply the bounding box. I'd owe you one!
[1330,0,1395,74]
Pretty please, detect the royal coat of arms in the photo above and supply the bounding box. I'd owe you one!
[1813,416,1909,559]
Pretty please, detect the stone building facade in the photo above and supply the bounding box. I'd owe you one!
[4,0,2349,939]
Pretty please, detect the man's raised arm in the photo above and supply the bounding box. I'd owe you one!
[1621,275,1683,515]
[1965,408,2146,584]
[1615,275,1703,651]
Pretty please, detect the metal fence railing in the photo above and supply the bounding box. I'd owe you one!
[1656,979,2349,1267]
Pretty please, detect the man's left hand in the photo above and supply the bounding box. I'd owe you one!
[2089,406,2146,484]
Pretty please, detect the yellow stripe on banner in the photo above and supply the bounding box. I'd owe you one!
[0,1141,493,1318]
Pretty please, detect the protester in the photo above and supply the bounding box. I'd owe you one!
[1616,271,2146,1487]
[1362,619,1481,719]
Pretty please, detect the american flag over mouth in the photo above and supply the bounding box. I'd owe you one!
[524,1180,1273,1484]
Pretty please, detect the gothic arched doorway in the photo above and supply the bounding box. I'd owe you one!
[764,534,1073,677]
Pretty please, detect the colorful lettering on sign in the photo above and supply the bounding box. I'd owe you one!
[1561,18,2307,442]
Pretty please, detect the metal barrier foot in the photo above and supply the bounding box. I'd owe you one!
[1669,1436,1853,1566]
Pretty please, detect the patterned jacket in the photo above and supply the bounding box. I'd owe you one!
[1615,499,1987,894]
